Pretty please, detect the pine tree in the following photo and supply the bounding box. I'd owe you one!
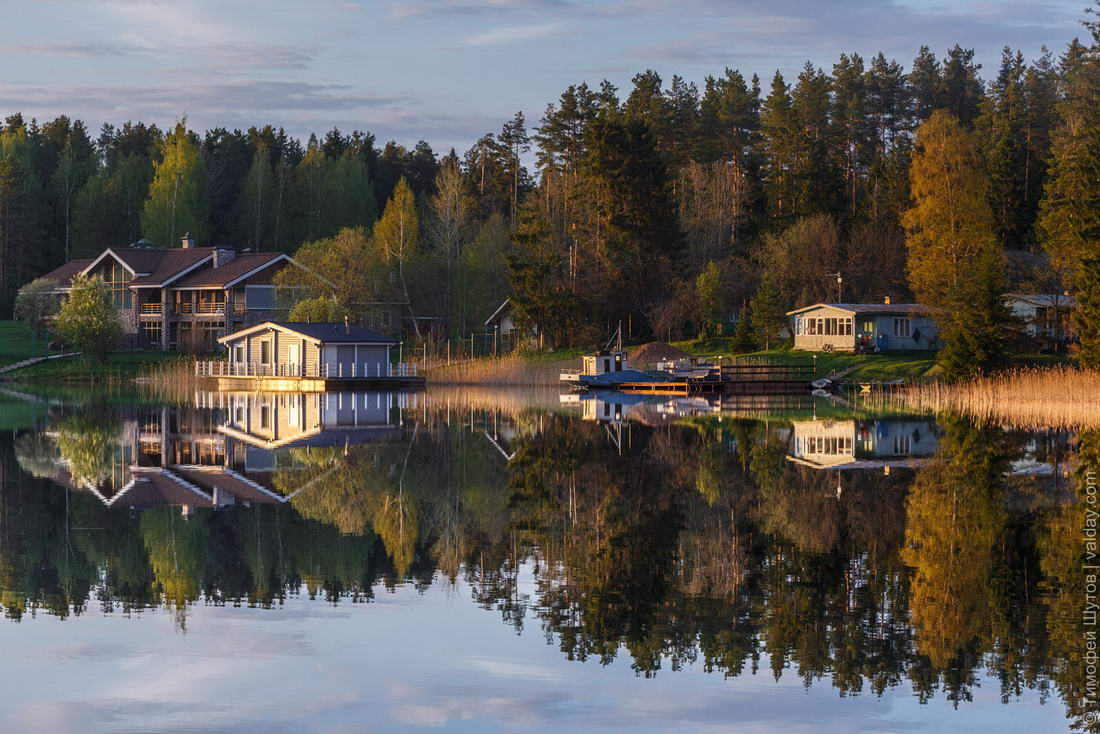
[1037,38,1100,280]
[1076,258,1100,368]
[731,301,757,352]
[750,277,785,350]
[141,121,209,246]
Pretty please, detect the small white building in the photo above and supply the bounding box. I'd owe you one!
[787,301,940,353]
[217,321,396,378]
[1004,293,1075,344]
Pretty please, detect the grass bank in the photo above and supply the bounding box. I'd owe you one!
[3,350,187,382]
[0,321,58,367]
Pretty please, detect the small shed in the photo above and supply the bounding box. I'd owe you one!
[217,321,397,378]
[787,302,940,352]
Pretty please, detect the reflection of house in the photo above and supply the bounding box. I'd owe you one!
[787,418,940,470]
[45,393,403,515]
[213,391,398,450]
[40,235,318,351]
[788,301,941,352]
[1004,293,1075,345]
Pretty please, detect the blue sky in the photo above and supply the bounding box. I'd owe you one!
[1,0,1090,154]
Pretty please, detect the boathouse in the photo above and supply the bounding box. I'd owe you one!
[198,321,421,390]
[787,301,941,352]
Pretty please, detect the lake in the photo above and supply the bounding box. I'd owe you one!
[0,386,1094,733]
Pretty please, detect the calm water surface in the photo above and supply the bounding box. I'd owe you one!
[0,386,1094,733]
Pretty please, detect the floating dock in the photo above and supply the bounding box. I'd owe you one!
[616,364,816,395]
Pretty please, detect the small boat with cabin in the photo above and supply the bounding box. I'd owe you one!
[559,326,666,390]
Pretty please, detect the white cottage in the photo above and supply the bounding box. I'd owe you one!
[787,301,941,353]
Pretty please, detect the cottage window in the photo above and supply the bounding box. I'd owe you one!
[104,260,133,309]
[893,318,911,337]
[862,320,874,333]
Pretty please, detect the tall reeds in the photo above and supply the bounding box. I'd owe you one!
[424,355,570,387]
[903,366,1100,429]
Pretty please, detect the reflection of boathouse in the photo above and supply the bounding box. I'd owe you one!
[787,418,941,470]
[46,392,407,515]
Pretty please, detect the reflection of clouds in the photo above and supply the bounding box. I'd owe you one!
[383,672,902,732]
[467,655,564,681]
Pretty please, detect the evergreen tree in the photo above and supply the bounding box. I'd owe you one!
[750,277,785,350]
[759,71,798,222]
[1075,258,1100,368]
[731,301,757,352]
[1037,38,1100,280]
[141,122,210,247]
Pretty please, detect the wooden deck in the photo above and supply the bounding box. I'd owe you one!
[196,360,425,392]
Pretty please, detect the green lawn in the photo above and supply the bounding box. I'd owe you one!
[0,320,57,367]
[7,350,185,380]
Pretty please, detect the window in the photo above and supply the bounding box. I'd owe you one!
[142,321,161,348]
[234,344,245,364]
[893,318,911,337]
[260,340,272,364]
[245,285,277,310]
[862,320,874,333]
[104,259,133,309]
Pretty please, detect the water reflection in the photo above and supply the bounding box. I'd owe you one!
[0,389,1095,730]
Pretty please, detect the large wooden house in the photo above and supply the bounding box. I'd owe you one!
[40,235,318,351]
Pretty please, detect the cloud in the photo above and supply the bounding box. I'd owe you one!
[2,40,315,70]
[463,22,562,45]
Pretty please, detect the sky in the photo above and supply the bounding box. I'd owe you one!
[0,0,1092,154]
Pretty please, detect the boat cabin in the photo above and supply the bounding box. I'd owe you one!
[583,351,628,375]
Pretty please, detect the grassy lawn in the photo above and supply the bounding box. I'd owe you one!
[5,350,187,381]
[0,320,58,367]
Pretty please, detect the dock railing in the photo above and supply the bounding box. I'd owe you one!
[194,361,418,379]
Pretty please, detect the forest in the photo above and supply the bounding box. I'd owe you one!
[1,5,1098,365]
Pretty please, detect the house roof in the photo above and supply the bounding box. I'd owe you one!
[1004,293,1077,308]
[171,253,287,288]
[39,259,94,286]
[787,302,933,317]
[485,298,511,326]
[124,248,216,286]
[218,321,397,345]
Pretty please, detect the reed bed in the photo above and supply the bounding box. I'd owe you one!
[422,384,564,417]
[902,366,1100,429]
[424,355,570,387]
[142,358,214,402]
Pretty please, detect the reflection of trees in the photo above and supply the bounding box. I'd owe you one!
[1038,428,1100,729]
[55,411,120,488]
[902,418,1008,671]
[0,403,1095,727]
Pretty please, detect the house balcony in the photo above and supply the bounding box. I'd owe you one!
[139,303,163,317]
[175,302,226,316]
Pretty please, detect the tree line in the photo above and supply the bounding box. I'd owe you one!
[2,5,1099,372]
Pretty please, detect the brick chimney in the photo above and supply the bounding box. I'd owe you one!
[181,233,194,249]
[213,247,236,268]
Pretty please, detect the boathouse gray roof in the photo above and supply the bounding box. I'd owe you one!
[220,321,397,345]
